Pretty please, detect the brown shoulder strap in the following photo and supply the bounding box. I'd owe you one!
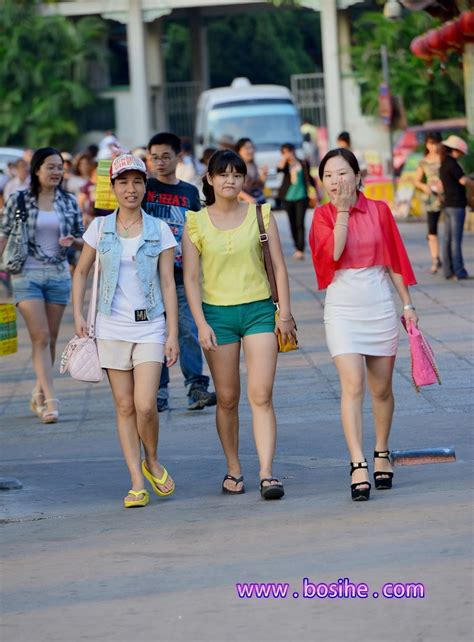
[256,204,278,304]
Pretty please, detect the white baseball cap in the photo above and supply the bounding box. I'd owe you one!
[442,135,468,155]
[110,153,147,180]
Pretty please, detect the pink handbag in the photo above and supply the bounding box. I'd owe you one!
[60,222,104,383]
[401,317,441,392]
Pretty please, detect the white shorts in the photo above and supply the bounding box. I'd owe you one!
[97,339,165,370]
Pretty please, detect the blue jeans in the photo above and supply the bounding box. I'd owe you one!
[11,264,71,305]
[159,283,209,397]
[443,207,468,279]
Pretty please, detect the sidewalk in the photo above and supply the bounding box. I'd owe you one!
[1,212,473,642]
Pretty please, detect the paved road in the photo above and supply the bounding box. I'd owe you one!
[1,212,473,642]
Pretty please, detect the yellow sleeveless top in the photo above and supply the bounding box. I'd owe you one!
[186,203,272,306]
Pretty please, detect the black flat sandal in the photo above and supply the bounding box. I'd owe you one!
[373,450,394,490]
[222,474,245,495]
[350,460,371,501]
[260,477,285,500]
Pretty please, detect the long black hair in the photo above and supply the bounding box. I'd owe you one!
[30,147,64,198]
[202,150,247,206]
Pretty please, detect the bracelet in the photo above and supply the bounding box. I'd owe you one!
[335,222,348,227]
[278,315,293,322]
[337,210,349,213]
[403,304,416,311]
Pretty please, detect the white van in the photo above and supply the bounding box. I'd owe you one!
[194,78,303,198]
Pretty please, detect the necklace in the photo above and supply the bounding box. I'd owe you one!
[117,215,141,237]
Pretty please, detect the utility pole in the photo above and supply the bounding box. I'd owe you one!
[321,0,344,146]
[380,45,396,192]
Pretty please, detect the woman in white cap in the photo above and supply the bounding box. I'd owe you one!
[72,154,179,508]
[439,135,472,280]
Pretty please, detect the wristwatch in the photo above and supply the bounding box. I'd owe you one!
[403,304,416,311]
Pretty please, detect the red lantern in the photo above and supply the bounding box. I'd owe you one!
[410,35,432,61]
[426,28,448,58]
[439,21,463,52]
[459,11,474,42]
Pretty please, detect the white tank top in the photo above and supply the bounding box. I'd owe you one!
[24,209,65,268]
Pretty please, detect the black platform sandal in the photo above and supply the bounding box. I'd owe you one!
[373,450,394,490]
[260,478,285,500]
[222,474,245,495]
[350,460,371,501]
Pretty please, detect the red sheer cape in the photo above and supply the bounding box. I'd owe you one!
[309,193,417,290]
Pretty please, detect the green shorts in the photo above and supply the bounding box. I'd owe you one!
[202,297,276,345]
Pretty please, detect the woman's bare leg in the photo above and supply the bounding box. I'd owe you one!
[42,302,67,414]
[17,299,64,414]
[45,302,66,365]
[205,342,242,491]
[333,353,369,488]
[133,361,174,493]
[366,355,396,478]
[107,368,145,502]
[242,332,279,485]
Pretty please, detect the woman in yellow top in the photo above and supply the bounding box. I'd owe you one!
[183,150,296,500]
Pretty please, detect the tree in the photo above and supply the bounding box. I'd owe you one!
[207,11,319,87]
[350,10,465,125]
[164,9,322,87]
[0,0,105,149]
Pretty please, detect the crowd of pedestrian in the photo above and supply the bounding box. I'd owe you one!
[0,127,471,508]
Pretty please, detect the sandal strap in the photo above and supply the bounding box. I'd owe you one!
[127,489,148,497]
[43,398,60,405]
[260,477,282,488]
[351,481,372,490]
[350,459,368,475]
[142,460,169,485]
[223,474,243,485]
[373,451,393,480]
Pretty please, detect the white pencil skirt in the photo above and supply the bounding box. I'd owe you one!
[324,266,399,358]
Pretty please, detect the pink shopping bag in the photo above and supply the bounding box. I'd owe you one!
[401,317,441,392]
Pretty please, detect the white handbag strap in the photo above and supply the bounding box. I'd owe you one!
[86,218,105,338]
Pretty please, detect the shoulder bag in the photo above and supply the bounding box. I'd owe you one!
[1,191,29,274]
[60,221,104,383]
[256,204,298,352]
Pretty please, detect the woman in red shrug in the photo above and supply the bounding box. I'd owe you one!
[309,148,418,502]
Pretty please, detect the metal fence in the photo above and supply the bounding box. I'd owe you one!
[163,81,203,139]
[161,76,326,140]
[290,73,326,128]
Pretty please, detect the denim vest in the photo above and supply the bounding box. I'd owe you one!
[97,210,165,319]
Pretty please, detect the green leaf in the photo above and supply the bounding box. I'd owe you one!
[0,0,105,148]
[350,10,464,125]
